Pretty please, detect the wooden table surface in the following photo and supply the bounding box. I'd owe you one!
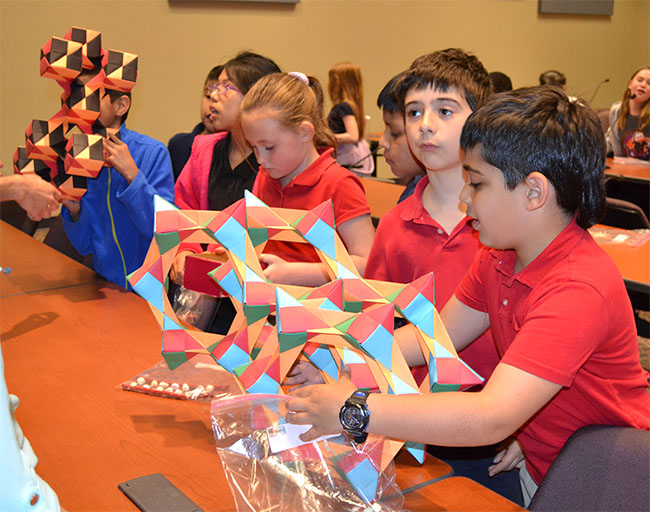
[0,221,100,298]
[2,281,239,511]
[605,157,650,184]
[1,224,521,512]
[404,477,524,511]
[591,225,650,294]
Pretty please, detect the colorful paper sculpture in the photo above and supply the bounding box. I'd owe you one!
[15,27,138,199]
[129,193,484,504]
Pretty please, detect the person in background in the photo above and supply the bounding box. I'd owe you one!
[172,51,281,334]
[61,69,174,289]
[288,86,650,508]
[327,62,374,177]
[365,48,500,392]
[240,72,375,285]
[168,65,223,180]
[172,51,281,280]
[539,69,566,87]
[606,67,650,160]
[489,71,512,93]
[0,159,61,221]
[375,72,424,203]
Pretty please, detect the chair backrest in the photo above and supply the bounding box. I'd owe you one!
[595,108,610,134]
[602,197,650,229]
[529,425,650,512]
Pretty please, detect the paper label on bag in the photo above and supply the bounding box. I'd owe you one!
[266,423,337,453]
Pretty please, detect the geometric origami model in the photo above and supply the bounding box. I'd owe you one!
[15,27,138,199]
[129,192,483,502]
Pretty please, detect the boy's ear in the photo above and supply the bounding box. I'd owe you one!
[298,120,315,142]
[523,172,550,211]
[114,95,131,119]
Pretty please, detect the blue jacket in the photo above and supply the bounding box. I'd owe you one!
[62,125,175,288]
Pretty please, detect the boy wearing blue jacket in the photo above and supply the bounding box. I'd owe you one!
[62,82,174,288]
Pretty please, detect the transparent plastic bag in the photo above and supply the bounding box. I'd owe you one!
[211,394,404,511]
[120,354,242,401]
[172,285,218,330]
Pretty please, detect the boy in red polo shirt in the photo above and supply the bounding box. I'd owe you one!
[365,50,499,385]
[287,86,650,506]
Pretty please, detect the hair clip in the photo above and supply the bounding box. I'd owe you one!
[288,71,309,85]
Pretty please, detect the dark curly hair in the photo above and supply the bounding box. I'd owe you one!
[460,86,606,229]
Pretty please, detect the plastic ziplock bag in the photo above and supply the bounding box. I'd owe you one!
[121,354,242,401]
[211,394,404,511]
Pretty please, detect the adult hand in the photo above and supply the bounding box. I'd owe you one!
[171,250,193,284]
[11,174,61,221]
[287,366,356,442]
[284,360,325,388]
[260,253,291,284]
[488,438,524,477]
[104,133,138,183]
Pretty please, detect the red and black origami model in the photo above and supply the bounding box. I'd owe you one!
[14,27,138,200]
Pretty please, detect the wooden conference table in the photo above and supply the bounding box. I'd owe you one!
[589,225,650,295]
[0,221,521,511]
[605,157,650,184]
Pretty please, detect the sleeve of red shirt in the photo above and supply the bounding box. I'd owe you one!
[455,248,490,313]
[501,281,608,387]
[331,173,371,226]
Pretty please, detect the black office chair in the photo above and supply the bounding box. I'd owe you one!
[529,425,650,512]
[605,178,650,220]
[602,197,650,230]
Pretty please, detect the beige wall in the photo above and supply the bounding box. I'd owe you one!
[1,0,648,178]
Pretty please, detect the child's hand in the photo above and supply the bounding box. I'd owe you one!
[171,250,193,284]
[62,199,81,218]
[260,253,291,284]
[488,438,524,477]
[284,361,325,388]
[104,133,139,184]
[286,366,356,442]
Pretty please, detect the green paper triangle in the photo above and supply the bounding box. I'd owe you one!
[279,332,308,352]
[155,231,181,254]
[244,304,270,325]
[164,351,189,370]
[248,227,269,247]
[335,317,356,333]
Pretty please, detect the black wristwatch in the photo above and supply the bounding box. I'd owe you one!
[339,390,370,444]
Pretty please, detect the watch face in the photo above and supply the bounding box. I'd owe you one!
[341,405,365,429]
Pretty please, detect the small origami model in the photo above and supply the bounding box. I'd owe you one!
[130,193,483,504]
[14,27,138,199]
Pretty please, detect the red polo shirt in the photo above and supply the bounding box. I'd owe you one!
[252,148,370,263]
[365,176,499,382]
[456,218,650,484]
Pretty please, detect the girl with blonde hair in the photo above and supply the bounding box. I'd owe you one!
[606,67,650,160]
[241,72,375,285]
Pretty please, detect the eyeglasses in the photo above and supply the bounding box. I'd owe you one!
[207,82,242,97]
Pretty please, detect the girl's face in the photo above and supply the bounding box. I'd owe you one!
[628,69,650,104]
[209,70,244,132]
[242,110,317,186]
